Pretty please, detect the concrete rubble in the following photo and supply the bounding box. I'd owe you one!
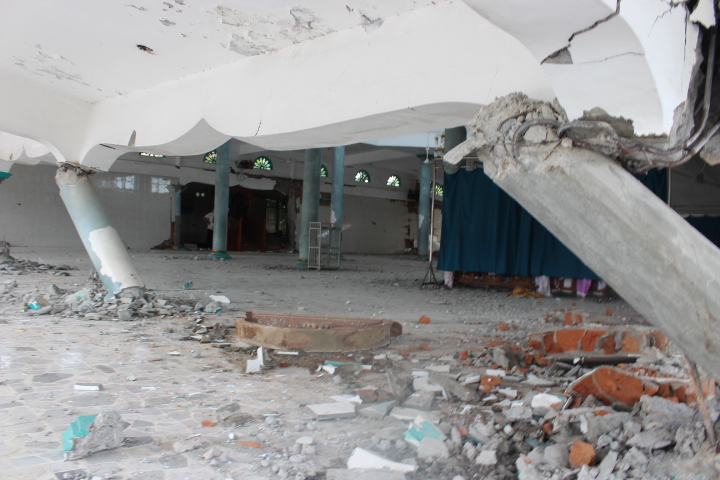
[2,250,720,479]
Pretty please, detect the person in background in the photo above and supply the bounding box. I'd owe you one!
[204,209,214,249]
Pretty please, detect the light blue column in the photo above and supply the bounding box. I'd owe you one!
[330,146,344,258]
[208,140,232,260]
[55,165,145,298]
[418,159,431,259]
[297,148,322,267]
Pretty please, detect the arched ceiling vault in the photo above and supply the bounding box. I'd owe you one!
[0,0,708,171]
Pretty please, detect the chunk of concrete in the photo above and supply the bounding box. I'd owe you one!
[307,402,356,420]
[403,392,435,411]
[475,449,498,465]
[347,447,417,472]
[626,428,675,450]
[63,411,125,460]
[327,469,406,480]
[358,400,396,420]
[416,436,450,460]
[543,443,569,468]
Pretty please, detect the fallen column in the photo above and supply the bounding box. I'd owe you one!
[56,163,145,299]
[446,94,720,380]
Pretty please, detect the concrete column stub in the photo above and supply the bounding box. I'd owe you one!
[55,164,145,299]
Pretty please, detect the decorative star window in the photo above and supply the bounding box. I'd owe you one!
[354,170,370,183]
[320,165,328,177]
[387,175,401,187]
[253,156,273,170]
[434,183,444,196]
[203,151,217,164]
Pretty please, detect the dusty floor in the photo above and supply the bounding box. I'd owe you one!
[0,248,712,480]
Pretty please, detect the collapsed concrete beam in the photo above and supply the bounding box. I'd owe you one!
[446,94,720,380]
[56,164,145,298]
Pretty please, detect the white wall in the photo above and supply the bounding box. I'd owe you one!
[0,164,173,249]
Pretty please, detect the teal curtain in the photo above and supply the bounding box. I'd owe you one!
[437,168,668,279]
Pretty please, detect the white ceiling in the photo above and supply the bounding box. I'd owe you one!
[0,0,439,103]
[0,0,704,172]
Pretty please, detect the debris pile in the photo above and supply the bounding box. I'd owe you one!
[226,314,719,480]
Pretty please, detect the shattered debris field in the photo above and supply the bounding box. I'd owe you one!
[1,248,719,480]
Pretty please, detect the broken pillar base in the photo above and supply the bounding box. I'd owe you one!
[117,286,145,301]
[63,410,126,460]
[417,254,429,260]
[207,250,232,260]
[294,259,308,269]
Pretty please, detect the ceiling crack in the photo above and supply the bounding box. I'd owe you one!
[568,0,621,43]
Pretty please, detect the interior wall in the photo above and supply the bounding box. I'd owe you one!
[0,164,173,249]
[317,194,417,254]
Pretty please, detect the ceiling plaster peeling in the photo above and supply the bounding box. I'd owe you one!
[159,18,176,26]
[125,4,147,12]
[689,0,716,28]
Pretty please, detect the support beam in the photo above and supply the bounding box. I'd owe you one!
[417,159,431,259]
[330,146,345,259]
[208,140,232,260]
[172,183,183,250]
[297,148,322,268]
[446,94,720,380]
[55,164,145,299]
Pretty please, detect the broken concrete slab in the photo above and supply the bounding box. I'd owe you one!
[346,447,417,473]
[307,402,356,420]
[358,400,396,420]
[327,469,406,480]
[63,410,125,460]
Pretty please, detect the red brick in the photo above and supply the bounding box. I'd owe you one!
[528,333,544,351]
[554,329,585,352]
[569,367,646,407]
[480,375,502,393]
[605,309,614,316]
[496,322,510,331]
[419,342,431,351]
[597,334,617,354]
[649,331,669,351]
[458,350,469,360]
[564,312,574,326]
[580,329,608,352]
[569,441,596,468]
[418,315,431,324]
[620,332,642,353]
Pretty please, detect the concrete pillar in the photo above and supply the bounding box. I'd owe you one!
[417,159,431,259]
[446,94,720,380]
[172,184,183,250]
[208,140,232,260]
[330,146,345,258]
[55,164,144,299]
[297,148,322,267]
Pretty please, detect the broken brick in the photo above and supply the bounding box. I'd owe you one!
[620,332,642,353]
[201,420,215,427]
[480,375,502,393]
[496,322,509,331]
[568,366,646,407]
[419,342,431,351]
[400,349,410,356]
[418,315,431,324]
[605,309,614,316]
[553,329,585,352]
[569,440,596,468]
[458,350,469,360]
[580,329,608,352]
